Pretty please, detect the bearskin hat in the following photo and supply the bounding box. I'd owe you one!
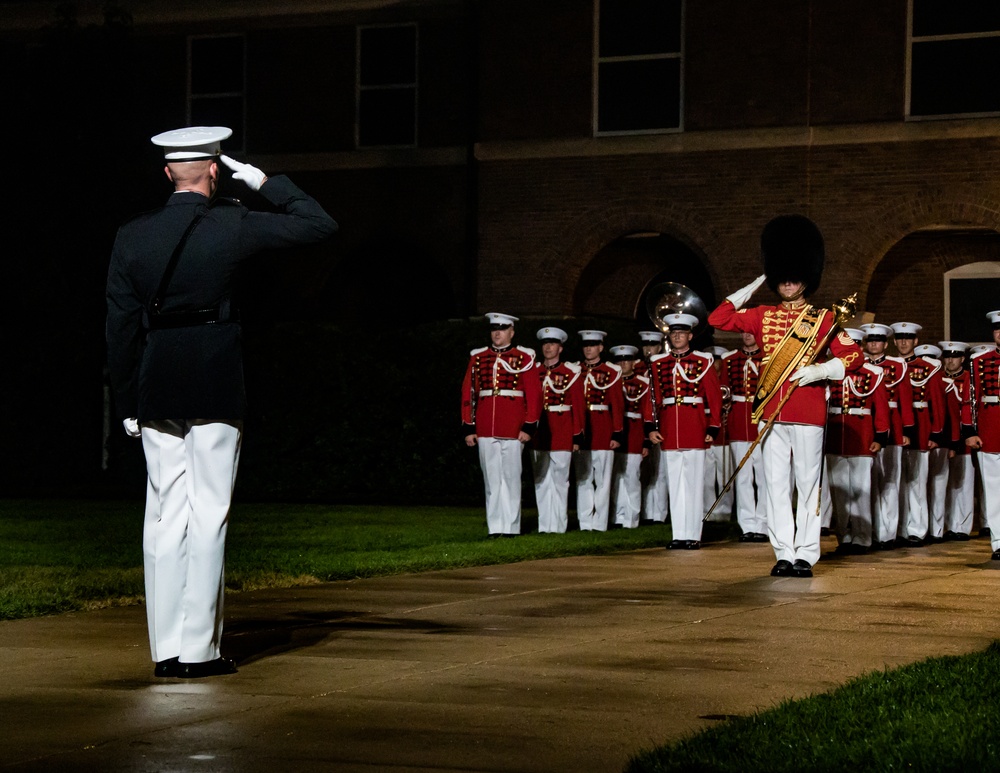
[761,214,824,297]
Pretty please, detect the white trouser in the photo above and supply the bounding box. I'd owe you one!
[532,450,572,533]
[703,444,734,521]
[980,452,1000,551]
[576,449,614,531]
[820,459,833,529]
[665,448,705,542]
[872,444,903,543]
[141,420,241,664]
[945,454,975,536]
[927,447,950,539]
[478,437,523,535]
[973,452,985,531]
[730,440,766,535]
[612,453,643,528]
[901,448,930,539]
[641,446,667,522]
[828,454,874,547]
[761,423,824,565]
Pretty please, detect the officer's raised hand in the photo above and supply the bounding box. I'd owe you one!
[220,155,268,190]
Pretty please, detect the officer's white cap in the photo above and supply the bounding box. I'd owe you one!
[988,310,1000,327]
[609,345,639,359]
[485,312,518,326]
[536,326,568,344]
[638,330,664,343]
[971,344,994,355]
[844,327,865,344]
[890,321,922,336]
[859,323,893,340]
[938,341,969,356]
[663,313,698,330]
[708,346,729,357]
[914,344,941,358]
[579,329,607,343]
[151,126,232,160]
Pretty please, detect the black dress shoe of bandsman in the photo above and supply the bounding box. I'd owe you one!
[770,560,793,577]
[992,549,1000,561]
[667,540,684,549]
[178,658,238,679]
[791,559,813,578]
[739,532,754,542]
[154,657,179,678]
[752,533,770,542]
[684,540,701,550]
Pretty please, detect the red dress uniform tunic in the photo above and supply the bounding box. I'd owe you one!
[905,355,947,451]
[581,361,625,450]
[825,362,891,456]
[868,355,915,445]
[643,350,723,450]
[719,348,764,443]
[942,369,971,454]
[707,300,864,425]
[533,361,585,452]
[620,373,651,455]
[966,348,1000,452]
[634,360,650,378]
[461,345,543,439]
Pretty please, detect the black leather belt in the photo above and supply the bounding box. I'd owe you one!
[146,306,229,330]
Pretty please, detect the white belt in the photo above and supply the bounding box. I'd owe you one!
[888,401,898,408]
[588,404,610,412]
[913,401,928,409]
[480,389,523,398]
[829,407,871,416]
[661,397,704,406]
[731,396,748,403]
[984,396,1000,404]
[626,411,643,420]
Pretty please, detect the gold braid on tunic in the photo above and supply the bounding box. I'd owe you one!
[751,304,826,423]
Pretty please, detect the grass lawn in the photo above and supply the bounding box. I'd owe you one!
[0,498,686,620]
[627,642,1000,772]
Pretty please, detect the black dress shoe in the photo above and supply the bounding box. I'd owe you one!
[667,540,684,550]
[791,559,813,578]
[178,657,238,679]
[836,543,868,556]
[902,535,924,547]
[981,528,992,538]
[992,549,1000,561]
[154,657,179,678]
[926,535,944,545]
[739,532,754,542]
[954,532,971,541]
[770,560,793,577]
[878,540,897,551]
[683,540,701,550]
[752,532,770,542]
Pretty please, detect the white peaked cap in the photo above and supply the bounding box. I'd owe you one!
[151,126,232,160]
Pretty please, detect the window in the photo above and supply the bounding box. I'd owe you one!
[188,35,246,151]
[594,0,683,135]
[357,23,418,147]
[945,262,1000,342]
[908,1,1000,119]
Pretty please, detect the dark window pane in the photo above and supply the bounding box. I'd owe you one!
[600,0,681,57]
[191,37,244,94]
[359,88,416,146]
[911,38,1000,116]
[598,58,680,132]
[913,0,1000,37]
[360,26,417,85]
[191,96,244,149]
[950,277,1000,341]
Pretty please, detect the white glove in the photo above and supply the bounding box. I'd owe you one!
[790,358,845,386]
[726,274,767,310]
[220,154,268,191]
[123,417,141,438]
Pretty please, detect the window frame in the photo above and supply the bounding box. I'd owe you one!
[355,21,419,149]
[943,261,1000,342]
[187,33,247,153]
[592,0,685,137]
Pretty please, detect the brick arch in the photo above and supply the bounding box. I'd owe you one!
[537,201,726,315]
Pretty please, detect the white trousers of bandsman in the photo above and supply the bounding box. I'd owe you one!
[945,453,975,536]
[612,452,643,528]
[477,437,523,535]
[980,452,1000,552]
[532,450,572,534]
[761,423,824,566]
[665,448,705,541]
[901,448,930,540]
[641,445,668,522]
[703,444,734,522]
[729,440,767,535]
[576,449,614,531]
[927,446,950,540]
[827,454,875,548]
[872,444,904,544]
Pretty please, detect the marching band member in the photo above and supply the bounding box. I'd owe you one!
[703,346,735,522]
[638,330,668,523]
[610,345,650,528]
[963,312,1000,560]
[939,341,974,540]
[462,313,543,537]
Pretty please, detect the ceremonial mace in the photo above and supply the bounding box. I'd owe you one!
[703,292,859,521]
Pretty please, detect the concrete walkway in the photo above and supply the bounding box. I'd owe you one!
[2,536,999,772]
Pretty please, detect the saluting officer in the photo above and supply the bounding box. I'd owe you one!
[462,313,543,537]
[532,326,584,534]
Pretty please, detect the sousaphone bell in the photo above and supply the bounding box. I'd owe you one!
[644,282,709,336]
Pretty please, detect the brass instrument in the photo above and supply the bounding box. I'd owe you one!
[645,282,709,336]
